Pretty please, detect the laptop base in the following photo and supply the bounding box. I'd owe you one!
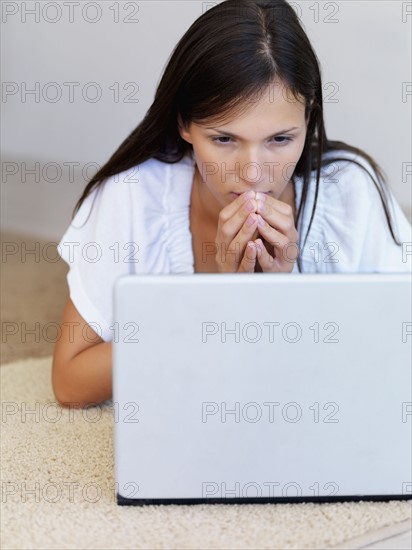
[117,494,412,506]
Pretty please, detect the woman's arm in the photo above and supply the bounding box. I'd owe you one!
[52,296,113,408]
[54,341,112,408]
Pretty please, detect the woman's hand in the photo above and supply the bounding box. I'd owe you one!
[214,190,299,273]
[214,190,261,272]
[253,192,299,272]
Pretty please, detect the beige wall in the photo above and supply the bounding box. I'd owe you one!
[1,0,411,240]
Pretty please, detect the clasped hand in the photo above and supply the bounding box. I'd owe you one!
[215,190,299,273]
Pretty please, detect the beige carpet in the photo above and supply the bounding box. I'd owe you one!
[1,231,69,365]
[1,356,411,550]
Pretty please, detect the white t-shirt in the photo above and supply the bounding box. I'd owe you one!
[57,149,412,342]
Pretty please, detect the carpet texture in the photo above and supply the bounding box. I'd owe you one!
[0,231,69,365]
[1,356,411,550]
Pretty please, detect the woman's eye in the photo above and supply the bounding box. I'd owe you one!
[211,136,232,144]
[273,136,292,144]
[210,136,292,144]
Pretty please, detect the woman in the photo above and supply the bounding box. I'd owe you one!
[52,0,411,407]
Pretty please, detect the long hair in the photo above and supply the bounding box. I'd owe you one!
[70,0,403,272]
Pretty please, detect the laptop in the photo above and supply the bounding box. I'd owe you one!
[112,273,412,505]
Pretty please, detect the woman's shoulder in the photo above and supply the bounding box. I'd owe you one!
[72,151,196,226]
[101,151,193,192]
[101,150,195,209]
[136,150,195,182]
[320,148,381,195]
[294,148,385,219]
[315,148,405,232]
[294,148,411,272]
[296,148,380,191]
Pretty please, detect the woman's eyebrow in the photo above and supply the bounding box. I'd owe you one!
[204,127,300,139]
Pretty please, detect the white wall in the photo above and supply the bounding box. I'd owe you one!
[1,0,411,241]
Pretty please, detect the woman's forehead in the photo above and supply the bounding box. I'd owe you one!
[192,91,306,130]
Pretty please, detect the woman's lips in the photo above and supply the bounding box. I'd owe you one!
[231,191,271,198]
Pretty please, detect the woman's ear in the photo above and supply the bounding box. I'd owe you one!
[177,113,192,144]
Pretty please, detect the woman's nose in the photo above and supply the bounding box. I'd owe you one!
[238,153,266,185]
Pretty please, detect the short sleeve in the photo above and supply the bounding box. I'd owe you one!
[324,157,412,273]
[57,173,138,342]
[310,157,412,273]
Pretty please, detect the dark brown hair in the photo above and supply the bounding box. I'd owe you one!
[71,0,403,272]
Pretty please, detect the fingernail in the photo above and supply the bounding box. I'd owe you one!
[244,190,255,200]
[257,215,265,227]
[247,213,258,226]
[256,192,267,202]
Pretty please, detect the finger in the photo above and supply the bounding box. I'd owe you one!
[250,227,259,242]
[220,197,261,252]
[219,193,258,238]
[256,194,296,236]
[256,192,295,217]
[217,213,259,271]
[238,241,257,273]
[216,193,258,266]
[255,238,277,272]
[220,190,256,222]
[256,213,298,250]
[256,224,299,269]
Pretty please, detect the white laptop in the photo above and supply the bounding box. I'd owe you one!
[112,273,412,505]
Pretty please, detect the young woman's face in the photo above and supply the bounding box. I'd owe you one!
[179,82,308,216]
